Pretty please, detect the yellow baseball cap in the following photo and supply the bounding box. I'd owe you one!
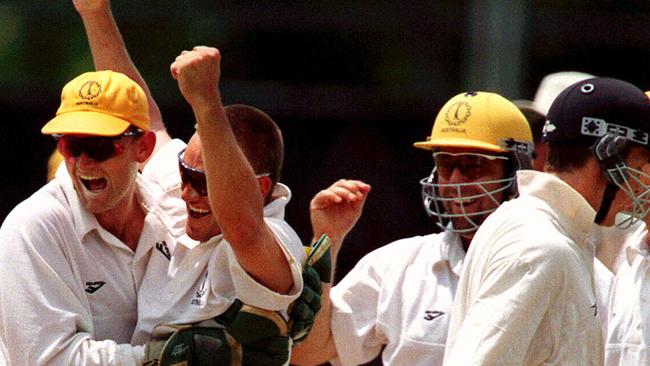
[414,91,532,153]
[41,70,150,136]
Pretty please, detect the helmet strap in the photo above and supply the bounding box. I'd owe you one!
[594,182,619,224]
[592,134,631,224]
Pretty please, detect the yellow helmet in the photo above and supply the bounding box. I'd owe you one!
[416,91,535,236]
[414,91,533,154]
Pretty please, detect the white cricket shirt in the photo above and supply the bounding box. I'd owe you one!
[604,221,650,365]
[329,229,465,366]
[444,170,603,366]
[132,183,305,344]
[0,139,187,365]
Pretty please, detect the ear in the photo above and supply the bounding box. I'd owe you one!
[257,175,273,202]
[135,131,157,163]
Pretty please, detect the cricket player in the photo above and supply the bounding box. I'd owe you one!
[445,77,650,365]
[292,91,535,365]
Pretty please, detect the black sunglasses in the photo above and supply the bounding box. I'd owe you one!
[178,148,271,197]
[433,151,508,181]
[178,148,209,196]
[54,129,143,163]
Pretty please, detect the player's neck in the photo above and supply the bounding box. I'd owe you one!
[548,159,606,213]
[95,195,145,251]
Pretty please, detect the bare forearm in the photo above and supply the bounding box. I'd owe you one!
[291,284,338,365]
[194,100,263,234]
[78,5,168,142]
[193,100,293,292]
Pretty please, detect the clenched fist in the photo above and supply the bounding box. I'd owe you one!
[72,0,110,15]
[170,46,222,107]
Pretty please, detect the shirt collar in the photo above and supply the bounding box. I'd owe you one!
[263,183,292,220]
[436,230,466,276]
[55,166,97,239]
[625,221,650,264]
[516,170,596,249]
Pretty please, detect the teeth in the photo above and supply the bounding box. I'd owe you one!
[189,205,210,214]
[80,174,103,180]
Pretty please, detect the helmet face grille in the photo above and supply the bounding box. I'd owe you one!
[606,164,650,229]
[419,168,515,234]
[414,91,536,234]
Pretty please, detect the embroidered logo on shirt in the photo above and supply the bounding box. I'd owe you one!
[591,303,598,317]
[156,240,171,260]
[191,273,208,306]
[85,281,106,294]
[424,310,445,321]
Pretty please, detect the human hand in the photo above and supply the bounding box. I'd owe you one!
[289,265,322,344]
[310,179,371,252]
[72,0,110,15]
[170,46,221,107]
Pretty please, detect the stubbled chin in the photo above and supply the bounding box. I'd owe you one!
[186,218,221,242]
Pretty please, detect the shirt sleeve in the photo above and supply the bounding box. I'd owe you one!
[329,251,388,365]
[444,234,562,366]
[223,218,305,311]
[0,200,145,365]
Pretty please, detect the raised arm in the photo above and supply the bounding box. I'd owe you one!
[310,179,371,254]
[73,0,171,151]
[170,46,293,293]
[292,179,371,365]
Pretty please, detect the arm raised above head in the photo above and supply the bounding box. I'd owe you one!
[74,0,171,155]
[171,46,294,294]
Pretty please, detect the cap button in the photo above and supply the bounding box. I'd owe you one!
[580,83,595,94]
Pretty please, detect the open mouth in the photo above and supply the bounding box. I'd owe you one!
[80,174,107,191]
[188,204,211,219]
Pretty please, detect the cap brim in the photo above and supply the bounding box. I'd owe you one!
[413,138,505,153]
[41,110,131,136]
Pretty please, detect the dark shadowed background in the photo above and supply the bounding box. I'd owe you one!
[3,1,650,364]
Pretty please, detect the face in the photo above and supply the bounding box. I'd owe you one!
[61,132,149,215]
[180,135,221,242]
[601,146,650,227]
[434,147,508,241]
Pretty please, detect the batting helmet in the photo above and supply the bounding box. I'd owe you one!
[415,91,534,234]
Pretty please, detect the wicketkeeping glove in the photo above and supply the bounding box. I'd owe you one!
[241,335,292,366]
[288,234,332,343]
[143,320,240,366]
[218,300,292,366]
[144,301,293,366]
